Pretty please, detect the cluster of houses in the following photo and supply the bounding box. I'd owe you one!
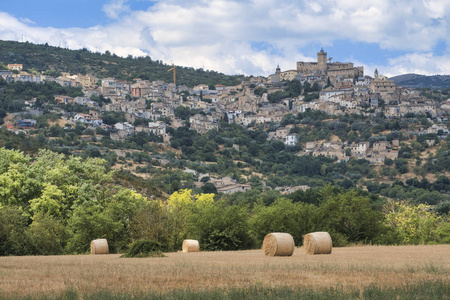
[4,51,450,169]
[187,171,308,195]
[306,139,400,164]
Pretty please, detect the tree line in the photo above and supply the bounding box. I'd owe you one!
[0,148,448,256]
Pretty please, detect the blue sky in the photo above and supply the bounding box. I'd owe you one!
[1,0,153,28]
[1,0,449,77]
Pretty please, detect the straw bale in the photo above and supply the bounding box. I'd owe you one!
[182,239,199,253]
[262,232,295,256]
[90,239,109,255]
[303,232,332,255]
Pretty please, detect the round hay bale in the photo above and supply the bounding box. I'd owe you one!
[262,232,295,256]
[182,239,199,253]
[303,232,332,255]
[90,239,109,255]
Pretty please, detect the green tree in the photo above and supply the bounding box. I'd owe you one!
[201,182,217,194]
[66,201,123,253]
[0,206,32,255]
[316,187,385,243]
[27,212,66,255]
[250,198,317,246]
[190,199,254,251]
[383,202,443,244]
[130,200,169,247]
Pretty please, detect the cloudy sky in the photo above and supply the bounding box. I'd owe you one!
[1,0,449,77]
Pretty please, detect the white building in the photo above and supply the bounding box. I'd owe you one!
[148,121,167,135]
[74,113,103,126]
[285,134,298,146]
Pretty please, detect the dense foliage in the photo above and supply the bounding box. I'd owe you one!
[0,148,448,256]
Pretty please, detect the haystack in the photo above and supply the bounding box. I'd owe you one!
[303,232,332,255]
[262,232,295,256]
[182,239,199,253]
[90,239,109,255]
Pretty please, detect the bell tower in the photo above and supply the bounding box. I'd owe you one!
[317,48,327,75]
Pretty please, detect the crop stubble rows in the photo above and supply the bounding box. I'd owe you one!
[0,245,448,296]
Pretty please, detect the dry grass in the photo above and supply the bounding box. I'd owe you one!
[0,245,449,297]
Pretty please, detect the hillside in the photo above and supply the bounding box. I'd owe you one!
[390,73,450,89]
[0,41,449,260]
[0,40,245,87]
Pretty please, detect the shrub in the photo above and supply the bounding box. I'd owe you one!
[121,239,165,258]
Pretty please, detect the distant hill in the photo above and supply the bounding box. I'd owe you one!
[390,73,450,90]
[0,40,246,87]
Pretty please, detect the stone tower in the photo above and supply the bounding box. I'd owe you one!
[317,48,327,75]
[374,68,379,79]
[276,64,281,74]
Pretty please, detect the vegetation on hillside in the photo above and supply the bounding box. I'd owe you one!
[0,40,246,86]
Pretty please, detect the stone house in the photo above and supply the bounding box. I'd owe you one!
[189,114,218,134]
[55,95,74,105]
[147,121,167,136]
[350,142,370,157]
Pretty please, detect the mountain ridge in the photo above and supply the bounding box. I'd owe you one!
[389,73,450,89]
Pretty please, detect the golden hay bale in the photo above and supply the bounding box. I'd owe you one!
[182,239,199,253]
[90,239,109,255]
[262,232,295,256]
[303,232,332,255]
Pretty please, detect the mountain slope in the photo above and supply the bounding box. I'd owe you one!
[390,73,450,89]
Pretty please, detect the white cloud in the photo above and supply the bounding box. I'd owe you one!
[383,52,450,76]
[102,0,131,20]
[1,0,450,76]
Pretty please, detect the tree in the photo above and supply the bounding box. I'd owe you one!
[190,200,254,251]
[394,158,409,174]
[174,106,193,120]
[254,87,267,96]
[316,187,385,242]
[251,198,317,246]
[0,206,32,255]
[29,183,65,218]
[201,182,217,194]
[384,202,442,244]
[166,189,195,250]
[130,200,168,247]
[66,201,123,253]
[27,212,66,255]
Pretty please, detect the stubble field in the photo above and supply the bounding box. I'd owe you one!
[0,244,449,299]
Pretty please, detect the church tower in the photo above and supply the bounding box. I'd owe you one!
[317,48,327,75]
[276,64,281,74]
[374,68,379,79]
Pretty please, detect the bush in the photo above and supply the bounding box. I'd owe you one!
[121,239,165,258]
[0,206,33,255]
[27,212,67,255]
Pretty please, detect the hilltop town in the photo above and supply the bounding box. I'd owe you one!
[0,47,449,197]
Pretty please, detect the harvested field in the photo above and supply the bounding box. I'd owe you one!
[0,245,449,297]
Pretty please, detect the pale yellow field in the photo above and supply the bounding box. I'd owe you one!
[0,245,449,297]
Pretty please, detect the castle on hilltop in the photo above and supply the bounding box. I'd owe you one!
[269,48,364,84]
[297,48,364,79]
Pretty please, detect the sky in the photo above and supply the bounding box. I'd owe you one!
[1,0,450,78]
